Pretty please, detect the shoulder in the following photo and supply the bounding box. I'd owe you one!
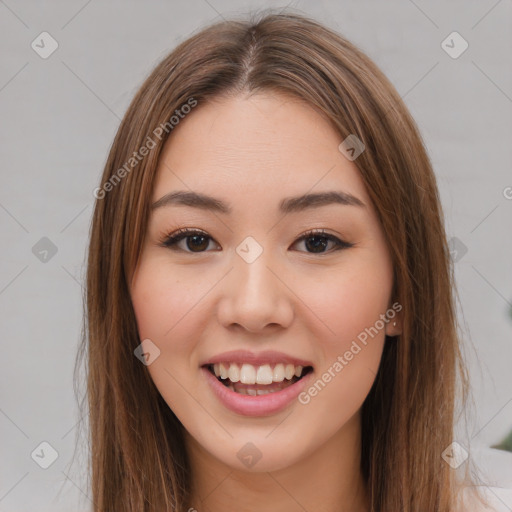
[457,447,512,512]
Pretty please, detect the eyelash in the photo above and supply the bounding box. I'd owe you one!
[158,228,354,254]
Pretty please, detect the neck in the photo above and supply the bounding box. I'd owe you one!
[184,411,369,512]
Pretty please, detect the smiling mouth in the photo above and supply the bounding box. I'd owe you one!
[204,363,314,395]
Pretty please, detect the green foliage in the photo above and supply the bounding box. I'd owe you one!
[492,429,512,453]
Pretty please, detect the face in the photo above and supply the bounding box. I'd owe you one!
[130,92,401,473]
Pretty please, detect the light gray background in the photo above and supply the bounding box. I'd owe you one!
[1,1,511,510]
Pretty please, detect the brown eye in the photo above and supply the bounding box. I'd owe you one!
[160,228,353,255]
[161,229,219,253]
[292,230,354,254]
[183,233,210,252]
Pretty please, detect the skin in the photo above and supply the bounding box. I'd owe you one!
[130,91,402,512]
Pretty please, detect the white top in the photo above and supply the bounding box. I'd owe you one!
[459,446,512,511]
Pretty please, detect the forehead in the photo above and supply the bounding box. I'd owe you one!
[152,92,371,211]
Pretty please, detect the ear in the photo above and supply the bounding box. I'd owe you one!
[384,300,403,337]
[385,316,402,337]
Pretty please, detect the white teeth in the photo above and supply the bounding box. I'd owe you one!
[227,363,240,383]
[256,364,273,385]
[211,362,308,384]
[226,382,288,395]
[240,364,256,385]
[219,362,229,379]
[273,363,285,382]
[284,364,295,380]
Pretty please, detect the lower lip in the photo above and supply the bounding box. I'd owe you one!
[201,366,313,417]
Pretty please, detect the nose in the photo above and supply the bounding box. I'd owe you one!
[216,248,294,333]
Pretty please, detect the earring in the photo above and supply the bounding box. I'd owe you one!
[393,321,397,327]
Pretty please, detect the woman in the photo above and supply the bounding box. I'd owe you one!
[77,11,496,511]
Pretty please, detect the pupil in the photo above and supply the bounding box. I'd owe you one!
[306,235,327,253]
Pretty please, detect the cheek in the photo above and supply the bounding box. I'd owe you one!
[131,259,211,342]
[292,255,393,350]
[294,265,390,435]
[130,261,211,410]
[291,253,392,431]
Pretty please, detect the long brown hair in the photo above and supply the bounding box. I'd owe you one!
[74,9,483,511]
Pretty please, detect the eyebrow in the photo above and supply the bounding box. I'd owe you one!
[151,190,365,214]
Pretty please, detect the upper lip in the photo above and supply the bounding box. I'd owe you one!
[200,350,313,368]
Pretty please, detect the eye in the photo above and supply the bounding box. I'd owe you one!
[159,227,353,255]
[159,228,220,253]
[291,229,354,254]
